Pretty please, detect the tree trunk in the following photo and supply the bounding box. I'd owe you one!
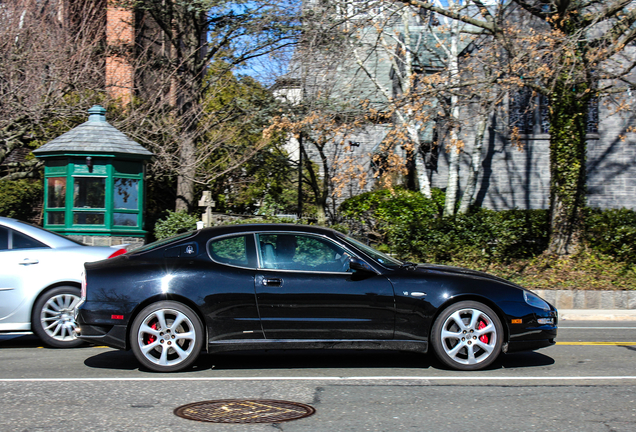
[175,136,196,212]
[458,110,489,214]
[443,17,461,217]
[547,81,589,255]
[415,149,432,199]
[443,128,460,217]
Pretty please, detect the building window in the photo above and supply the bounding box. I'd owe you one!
[46,177,66,225]
[113,178,139,227]
[47,177,66,208]
[73,177,106,225]
[114,178,138,209]
[510,88,598,135]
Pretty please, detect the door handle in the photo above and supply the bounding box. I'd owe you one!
[262,278,282,287]
[19,258,39,265]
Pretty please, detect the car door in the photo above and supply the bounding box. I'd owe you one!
[203,233,264,340]
[254,232,395,340]
[0,226,49,324]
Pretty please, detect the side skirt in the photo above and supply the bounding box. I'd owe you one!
[206,339,428,354]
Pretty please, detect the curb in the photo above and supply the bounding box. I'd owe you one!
[531,289,636,310]
[529,290,636,321]
[558,309,636,321]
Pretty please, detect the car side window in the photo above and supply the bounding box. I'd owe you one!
[257,233,351,272]
[207,234,256,268]
[12,230,48,249]
[0,227,48,251]
[0,227,8,250]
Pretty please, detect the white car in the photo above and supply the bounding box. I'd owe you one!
[0,216,127,347]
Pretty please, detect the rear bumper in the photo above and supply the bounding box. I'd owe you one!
[76,309,128,350]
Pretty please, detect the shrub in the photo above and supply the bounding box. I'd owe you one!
[0,179,43,222]
[400,208,549,263]
[585,208,636,263]
[154,210,199,240]
[339,192,636,288]
[339,188,549,263]
[339,187,443,248]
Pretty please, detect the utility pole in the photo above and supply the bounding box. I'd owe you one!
[297,133,303,217]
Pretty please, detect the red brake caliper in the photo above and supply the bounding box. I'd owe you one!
[145,322,158,345]
[478,320,489,343]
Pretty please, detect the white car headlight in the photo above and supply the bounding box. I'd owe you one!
[524,291,551,311]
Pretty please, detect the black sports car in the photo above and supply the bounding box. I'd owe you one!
[76,224,557,372]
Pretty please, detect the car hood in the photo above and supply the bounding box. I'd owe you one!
[410,263,524,290]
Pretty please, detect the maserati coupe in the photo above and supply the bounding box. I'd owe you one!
[76,224,557,372]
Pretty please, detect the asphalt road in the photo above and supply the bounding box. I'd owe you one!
[1,322,636,431]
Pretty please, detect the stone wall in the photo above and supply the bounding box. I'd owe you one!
[66,235,145,252]
[532,290,636,310]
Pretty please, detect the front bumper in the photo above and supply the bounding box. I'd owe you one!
[507,327,557,352]
[506,308,558,353]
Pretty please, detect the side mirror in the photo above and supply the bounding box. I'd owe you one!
[349,257,374,273]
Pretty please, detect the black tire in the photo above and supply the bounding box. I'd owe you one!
[31,286,84,348]
[431,301,503,371]
[130,301,204,372]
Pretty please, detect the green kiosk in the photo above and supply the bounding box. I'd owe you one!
[33,105,153,249]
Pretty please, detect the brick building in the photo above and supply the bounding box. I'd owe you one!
[51,0,190,107]
[105,4,135,105]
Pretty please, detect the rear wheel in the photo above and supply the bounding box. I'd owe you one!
[431,301,503,371]
[31,286,83,348]
[130,301,203,372]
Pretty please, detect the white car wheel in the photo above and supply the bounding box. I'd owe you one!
[32,286,83,348]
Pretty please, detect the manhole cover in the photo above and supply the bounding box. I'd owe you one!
[174,399,316,424]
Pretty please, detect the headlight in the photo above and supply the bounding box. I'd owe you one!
[524,291,551,311]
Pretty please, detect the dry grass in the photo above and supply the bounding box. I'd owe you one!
[443,249,636,290]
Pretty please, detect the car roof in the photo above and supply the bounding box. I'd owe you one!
[0,216,83,248]
[198,223,341,237]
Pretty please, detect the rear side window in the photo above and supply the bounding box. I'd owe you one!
[12,231,47,249]
[208,234,256,268]
[0,227,8,250]
[0,227,48,250]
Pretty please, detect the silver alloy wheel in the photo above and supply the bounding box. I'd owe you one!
[439,307,498,366]
[39,293,80,342]
[136,308,197,367]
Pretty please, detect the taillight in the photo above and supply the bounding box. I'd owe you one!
[81,271,87,301]
[108,248,127,259]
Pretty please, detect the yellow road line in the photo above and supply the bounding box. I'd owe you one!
[556,341,636,346]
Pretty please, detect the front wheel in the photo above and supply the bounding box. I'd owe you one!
[431,301,503,371]
[31,286,84,348]
[130,301,204,372]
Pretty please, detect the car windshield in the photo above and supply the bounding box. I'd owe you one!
[338,234,403,268]
[132,231,197,254]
